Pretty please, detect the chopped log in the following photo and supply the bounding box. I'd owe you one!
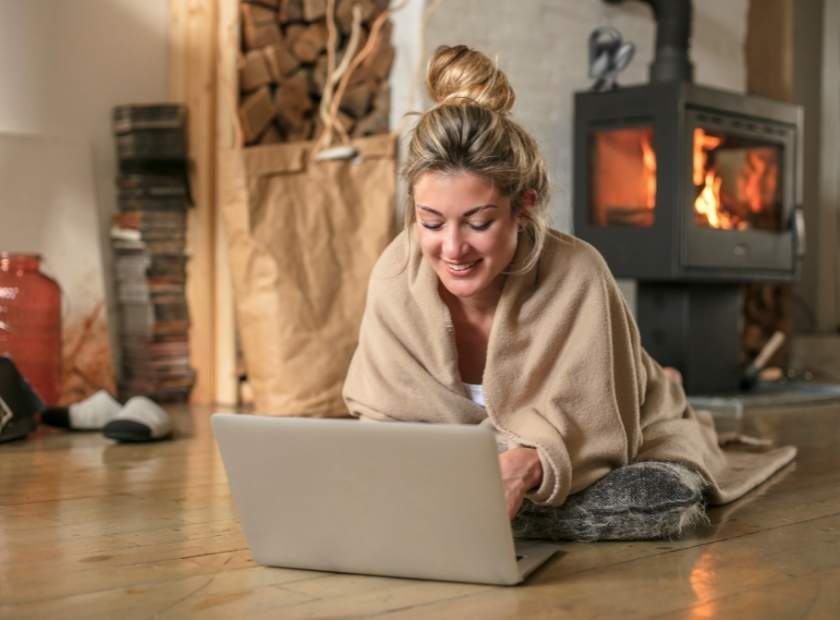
[372,84,390,116]
[275,69,313,129]
[351,20,393,83]
[741,281,793,370]
[277,0,303,23]
[242,1,278,22]
[239,86,276,143]
[343,25,380,86]
[302,0,327,21]
[284,67,312,101]
[352,107,388,137]
[760,284,775,308]
[364,43,395,81]
[339,81,373,118]
[238,0,394,146]
[263,42,300,81]
[312,54,328,95]
[334,22,390,86]
[243,0,279,9]
[742,323,765,353]
[284,23,306,47]
[286,118,314,142]
[342,59,372,88]
[239,50,273,92]
[360,18,392,54]
[258,123,284,144]
[336,0,377,34]
[312,50,357,95]
[337,109,355,134]
[290,22,328,63]
[241,3,282,50]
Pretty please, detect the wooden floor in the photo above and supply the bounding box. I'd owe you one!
[2,401,839,619]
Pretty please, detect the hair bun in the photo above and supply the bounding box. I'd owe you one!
[426,45,515,115]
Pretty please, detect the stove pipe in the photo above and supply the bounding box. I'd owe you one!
[605,0,694,83]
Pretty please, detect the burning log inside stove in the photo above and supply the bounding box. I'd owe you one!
[590,127,656,227]
[691,129,782,232]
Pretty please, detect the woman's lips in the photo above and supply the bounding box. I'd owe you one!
[443,258,482,276]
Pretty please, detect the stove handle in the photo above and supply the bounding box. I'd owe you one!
[792,205,806,260]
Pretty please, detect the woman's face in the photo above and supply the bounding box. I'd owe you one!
[413,171,520,304]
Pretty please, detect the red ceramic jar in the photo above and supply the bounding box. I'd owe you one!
[0,253,62,405]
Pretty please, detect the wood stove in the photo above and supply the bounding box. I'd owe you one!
[573,0,804,394]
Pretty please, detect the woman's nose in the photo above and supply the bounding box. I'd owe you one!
[442,225,468,258]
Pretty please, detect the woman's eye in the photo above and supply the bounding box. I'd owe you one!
[420,221,493,231]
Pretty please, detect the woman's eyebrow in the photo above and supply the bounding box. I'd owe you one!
[415,204,498,217]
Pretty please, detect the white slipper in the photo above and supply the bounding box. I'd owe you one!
[102,396,173,442]
[41,390,122,431]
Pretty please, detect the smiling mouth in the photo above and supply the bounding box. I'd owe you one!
[444,259,481,273]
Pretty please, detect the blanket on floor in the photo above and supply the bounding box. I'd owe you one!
[342,229,796,507]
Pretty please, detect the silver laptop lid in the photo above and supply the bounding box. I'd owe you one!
[212,414,522,585]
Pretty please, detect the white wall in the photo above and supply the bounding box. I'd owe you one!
[0,0,170,233]
[0,0,170,394]
[0,1,58,135]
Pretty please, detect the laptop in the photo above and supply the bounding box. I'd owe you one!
[211,413,561,585]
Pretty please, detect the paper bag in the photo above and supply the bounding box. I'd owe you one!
[220,133,396,415]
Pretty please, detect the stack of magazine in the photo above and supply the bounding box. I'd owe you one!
[110,105,195,402]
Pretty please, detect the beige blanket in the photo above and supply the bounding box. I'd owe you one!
[343,229,796,507]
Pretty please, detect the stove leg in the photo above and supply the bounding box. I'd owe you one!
[636,283,742,395]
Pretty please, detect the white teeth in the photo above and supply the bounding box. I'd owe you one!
[448,261,477,271]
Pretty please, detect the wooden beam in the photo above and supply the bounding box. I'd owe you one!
[215,0,242,406]
[746,0,794,102]
[744,0,795,364]
[168,0,220,405]
[816,0,840,330]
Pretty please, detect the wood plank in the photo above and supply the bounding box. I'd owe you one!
[215,0,242,406]
[1,403,838,618]
[375,513,840,620]
[168,0,219,405]
[815,0,840,331]
[746,0,793,102]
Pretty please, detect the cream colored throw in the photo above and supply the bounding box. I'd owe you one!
[343,229,796,507]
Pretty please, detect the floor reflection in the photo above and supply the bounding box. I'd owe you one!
[689,550,719,619]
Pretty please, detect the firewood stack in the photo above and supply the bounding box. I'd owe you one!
[238,0,394,146]
[741,283,792,370]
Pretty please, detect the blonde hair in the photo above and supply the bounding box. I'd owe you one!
[402,45,551,274]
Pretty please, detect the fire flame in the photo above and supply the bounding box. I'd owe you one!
[695,171,734,229]
[739,149,778,214]
[693,128,721,186]
[693,129,734,229]
[641,133,656,210]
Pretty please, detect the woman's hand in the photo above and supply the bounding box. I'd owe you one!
[498,447,542,519]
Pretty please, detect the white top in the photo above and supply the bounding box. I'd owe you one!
[464,382,485,408]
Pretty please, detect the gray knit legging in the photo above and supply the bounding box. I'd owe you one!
[510,460,709,542]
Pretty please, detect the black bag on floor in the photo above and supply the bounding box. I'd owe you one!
[0,356,43,442]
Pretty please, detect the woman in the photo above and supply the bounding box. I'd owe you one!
[343,45,794,532]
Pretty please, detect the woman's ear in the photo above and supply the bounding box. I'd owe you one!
[516,189,537,224]
[520,189,537,209]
